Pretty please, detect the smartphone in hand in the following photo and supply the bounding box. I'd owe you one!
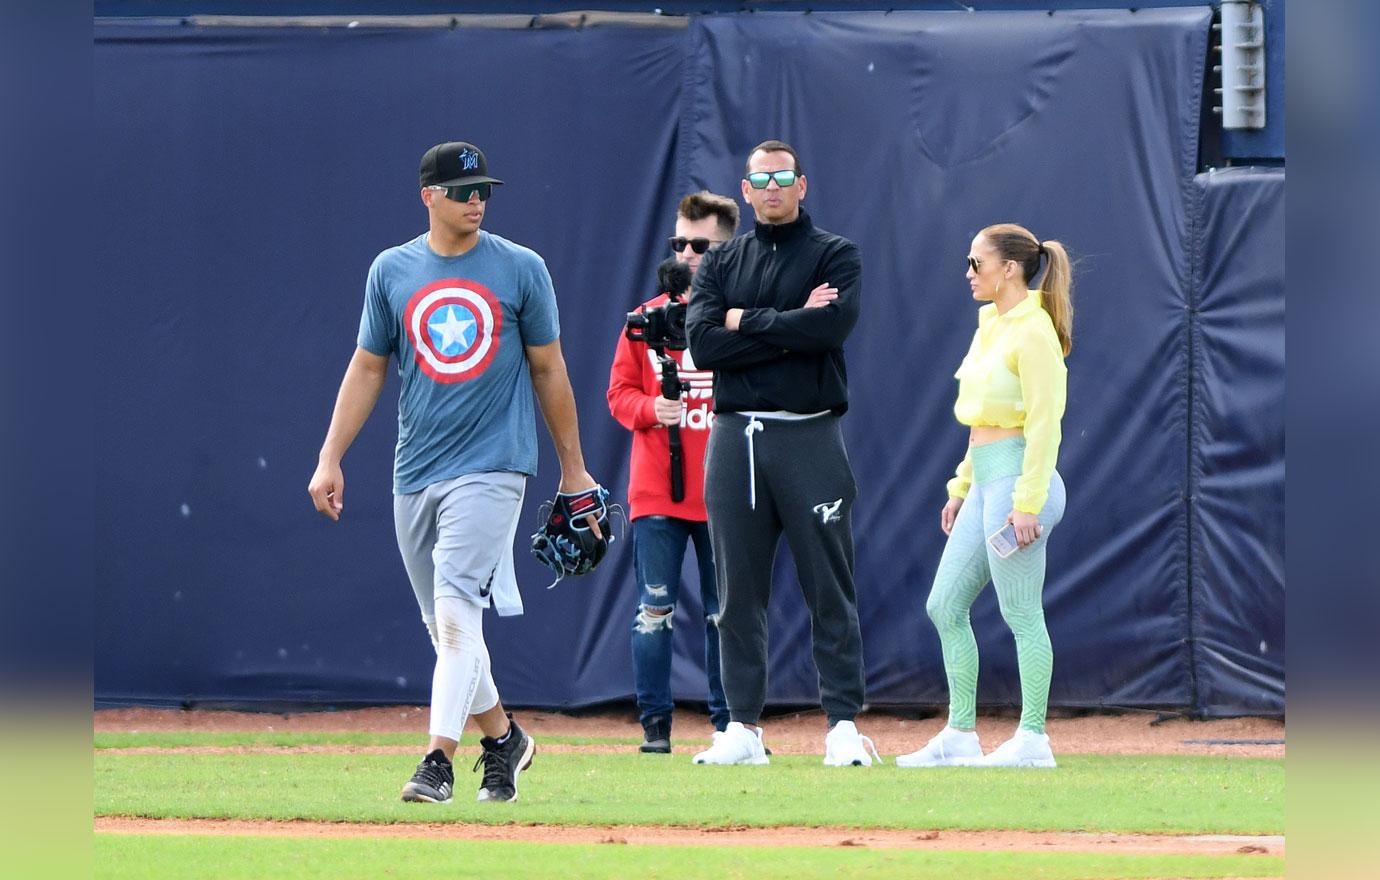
[987,522,1020,559]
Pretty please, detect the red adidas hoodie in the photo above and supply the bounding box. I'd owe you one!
[607,293,715,522]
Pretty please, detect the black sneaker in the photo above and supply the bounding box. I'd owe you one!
[400,749,453,803]
[474,713,535,802]
[639,716,672,754]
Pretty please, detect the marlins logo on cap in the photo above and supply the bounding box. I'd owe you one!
[419,141,505,189]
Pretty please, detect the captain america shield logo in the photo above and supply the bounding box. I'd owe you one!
[404,278,504,383]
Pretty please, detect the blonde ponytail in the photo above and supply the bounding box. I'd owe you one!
[1038,240,1073,356]
[980,223,1074,355]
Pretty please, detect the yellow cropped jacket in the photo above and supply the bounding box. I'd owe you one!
[946,289,1067,514]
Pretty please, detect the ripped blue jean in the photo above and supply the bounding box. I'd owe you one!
[631,516,729,730]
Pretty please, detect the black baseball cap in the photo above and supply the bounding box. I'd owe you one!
[418,142,504,188]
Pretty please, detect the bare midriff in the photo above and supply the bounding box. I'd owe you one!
[968,425,1024,447]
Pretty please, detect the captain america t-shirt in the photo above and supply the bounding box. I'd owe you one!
[357,230,560,495]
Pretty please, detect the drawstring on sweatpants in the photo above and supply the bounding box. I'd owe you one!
[744,417,764,510]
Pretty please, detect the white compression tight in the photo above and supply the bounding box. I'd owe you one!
[425,596,500,742]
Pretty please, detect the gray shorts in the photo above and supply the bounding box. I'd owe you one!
[393,471,528,624]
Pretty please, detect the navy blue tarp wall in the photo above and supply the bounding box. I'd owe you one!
[94,9,1284,716]
[1188,167,1285,716]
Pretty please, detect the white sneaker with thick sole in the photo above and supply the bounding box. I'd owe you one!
[974,729,1057,768]
[822,720,883,766]
[692,721,769,765]
[896,726,983,768]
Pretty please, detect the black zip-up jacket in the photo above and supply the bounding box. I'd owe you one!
[686,209,861,415]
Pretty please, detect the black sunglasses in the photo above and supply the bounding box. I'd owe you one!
[746,169,798,189]
[434,182,492,203]
[968,255,1017,273]
[669,236,717,255]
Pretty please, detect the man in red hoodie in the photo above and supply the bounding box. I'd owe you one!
[608,191,740,753]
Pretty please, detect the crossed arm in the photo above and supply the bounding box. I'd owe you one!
[687,242,862,368]
[734,243,862,352]
[686,261,786,370]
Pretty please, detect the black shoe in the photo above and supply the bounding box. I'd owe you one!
[639,716,672,754]
[401,749,454,803]
[474,713,535,802]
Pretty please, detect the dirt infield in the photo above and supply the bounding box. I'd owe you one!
[95,816,1284,857]
[96,705,1285,759]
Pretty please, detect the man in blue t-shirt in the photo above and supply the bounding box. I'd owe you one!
[308,141,604,804]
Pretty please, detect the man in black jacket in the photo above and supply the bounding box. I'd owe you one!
[686,140,878,768]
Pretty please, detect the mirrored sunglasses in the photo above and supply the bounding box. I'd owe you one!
[746,170,798,189]
[432,182,492,202]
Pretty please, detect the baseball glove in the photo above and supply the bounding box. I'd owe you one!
[530,484,621,587]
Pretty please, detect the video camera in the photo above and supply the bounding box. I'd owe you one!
[622,257,695,501]
[624,258,691,351]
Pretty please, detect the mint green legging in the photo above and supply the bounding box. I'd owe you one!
[925,437,1066,734]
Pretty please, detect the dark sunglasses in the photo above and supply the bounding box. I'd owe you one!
[669,236,717,255]
[745,169,798,189]
[434,182,492,202]
[968,256,1016,273]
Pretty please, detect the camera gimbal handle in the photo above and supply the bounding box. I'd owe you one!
[652,343,690,503]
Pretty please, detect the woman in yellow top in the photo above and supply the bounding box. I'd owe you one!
[898,223,1072,769]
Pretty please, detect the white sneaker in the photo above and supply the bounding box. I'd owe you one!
[822,720,883,766]
[896,726,983,768]
[692,721,769,765]
[974,729,1057,768]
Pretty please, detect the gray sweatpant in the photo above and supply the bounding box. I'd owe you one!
[704,412,866,727]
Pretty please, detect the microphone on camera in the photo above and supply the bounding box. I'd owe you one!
[657,257,692,300]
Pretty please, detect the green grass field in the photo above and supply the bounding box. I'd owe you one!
[95,731,638,749]
[96,835,1283,880]
[96,732,1284,879]
[97,742,1281,833]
